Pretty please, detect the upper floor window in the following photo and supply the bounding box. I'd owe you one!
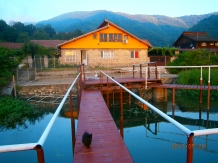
[101,51,114,58]
[210,42,214,46]
[100,33,123,42]
[130,51,139,58]
[215,42,218,46]
[201,42,207,46]
[93,34,97,39]
[100,34,107,42]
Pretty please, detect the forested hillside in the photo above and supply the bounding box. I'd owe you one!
[37,10,218,46]
[188,15,218,38]
[0,20,83,43]
[1,10,218,46]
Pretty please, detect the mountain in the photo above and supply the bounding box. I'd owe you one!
[37,10,218,47]
[188,14,218,39]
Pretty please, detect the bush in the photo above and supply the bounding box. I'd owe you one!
[0,96,42,130]
[167,50,218,74]
[177,69,218,97]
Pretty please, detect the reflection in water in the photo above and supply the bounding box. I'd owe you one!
[109,93,218,163]
[0,103,77,163]
[1,92,218,163]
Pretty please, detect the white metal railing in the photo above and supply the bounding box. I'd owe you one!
[0,72,81,162]
[100,70,218,163]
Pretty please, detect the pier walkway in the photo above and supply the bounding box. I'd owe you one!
[73,90,134,163]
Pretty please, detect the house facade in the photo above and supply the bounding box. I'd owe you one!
[57,20,152,68]
[173,32,218,53]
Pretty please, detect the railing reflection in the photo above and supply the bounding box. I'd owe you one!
[100,70,218,163]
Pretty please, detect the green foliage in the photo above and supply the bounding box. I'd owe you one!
[0,96,42,129]
[0,20,83,42]
[0,47,23,88]
[22,42,39,57]
[21,42,58,58]
[149,47,177,56]
[177,69,218,97]
[167,50,218,73]
[189,15,218,39]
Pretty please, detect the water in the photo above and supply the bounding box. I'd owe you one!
[0,110,77,163]
[0,95,218,163]
[110,95,218,163]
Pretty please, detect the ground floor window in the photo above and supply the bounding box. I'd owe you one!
[101,51,114,58]
[130,51,139,58]
[65,51,76,62]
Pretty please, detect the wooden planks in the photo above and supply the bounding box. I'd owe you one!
[73,90,134,163]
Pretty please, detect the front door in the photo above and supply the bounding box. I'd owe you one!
[81,51,87,65]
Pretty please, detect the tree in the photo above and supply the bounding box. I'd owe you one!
[31,30,50,40]
[12,22,26,32]
[16,32,30,43]
[0,47,21,88]
[25,24,36,37]
[22,42,39,58]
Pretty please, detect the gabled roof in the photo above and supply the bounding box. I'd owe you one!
[0,42,23,49]
[173,32,218,46]
[31,40,67,48]
[57,19,152,48]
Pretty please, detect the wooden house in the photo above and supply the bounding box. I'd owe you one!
[57,19,152,68]
[173,32,218,53]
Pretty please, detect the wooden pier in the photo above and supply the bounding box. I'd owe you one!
[73,90,134,163]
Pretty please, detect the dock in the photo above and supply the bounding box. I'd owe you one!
[73,90,134,163]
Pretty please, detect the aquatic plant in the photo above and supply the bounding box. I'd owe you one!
[0,96,43,130]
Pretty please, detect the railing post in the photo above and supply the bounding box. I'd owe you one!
[34,145,45,163]
[186,134,194,163]
[120,87,124,138]
[155,62,158,79]
[77,78,80,115]
[100,71,103,94]
[140,64,142,78]
[70,91,75,155]
[172,88,175,105]
[83,64,85,82]
[133,65,135,78]
[199,67,203,103]
[100,71,102,93]
[148,63,150,79]
[107,76,109,109]
[207,67,210,109]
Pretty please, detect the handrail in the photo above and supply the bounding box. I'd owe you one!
[0,73,81,162]
[100,70,218,163]
[193,128,218,136]
[100,70,193,136]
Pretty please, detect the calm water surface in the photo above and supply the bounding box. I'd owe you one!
[111,95,218,163]
[0,95,218,163]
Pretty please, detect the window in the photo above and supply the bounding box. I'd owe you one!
[65,51,76,62]
[118,34,122,41]
[93,34,97,39]
[130,51,139,58]
[100,34,107,42]
[215,42,218,46]
[210,42,214,46]
[100,33,122,42]
[101,51,114,58]
[201,42,207,46]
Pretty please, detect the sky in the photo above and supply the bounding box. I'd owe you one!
[0,0,218,24]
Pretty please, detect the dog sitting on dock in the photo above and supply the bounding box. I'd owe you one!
[82,131,92,148]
